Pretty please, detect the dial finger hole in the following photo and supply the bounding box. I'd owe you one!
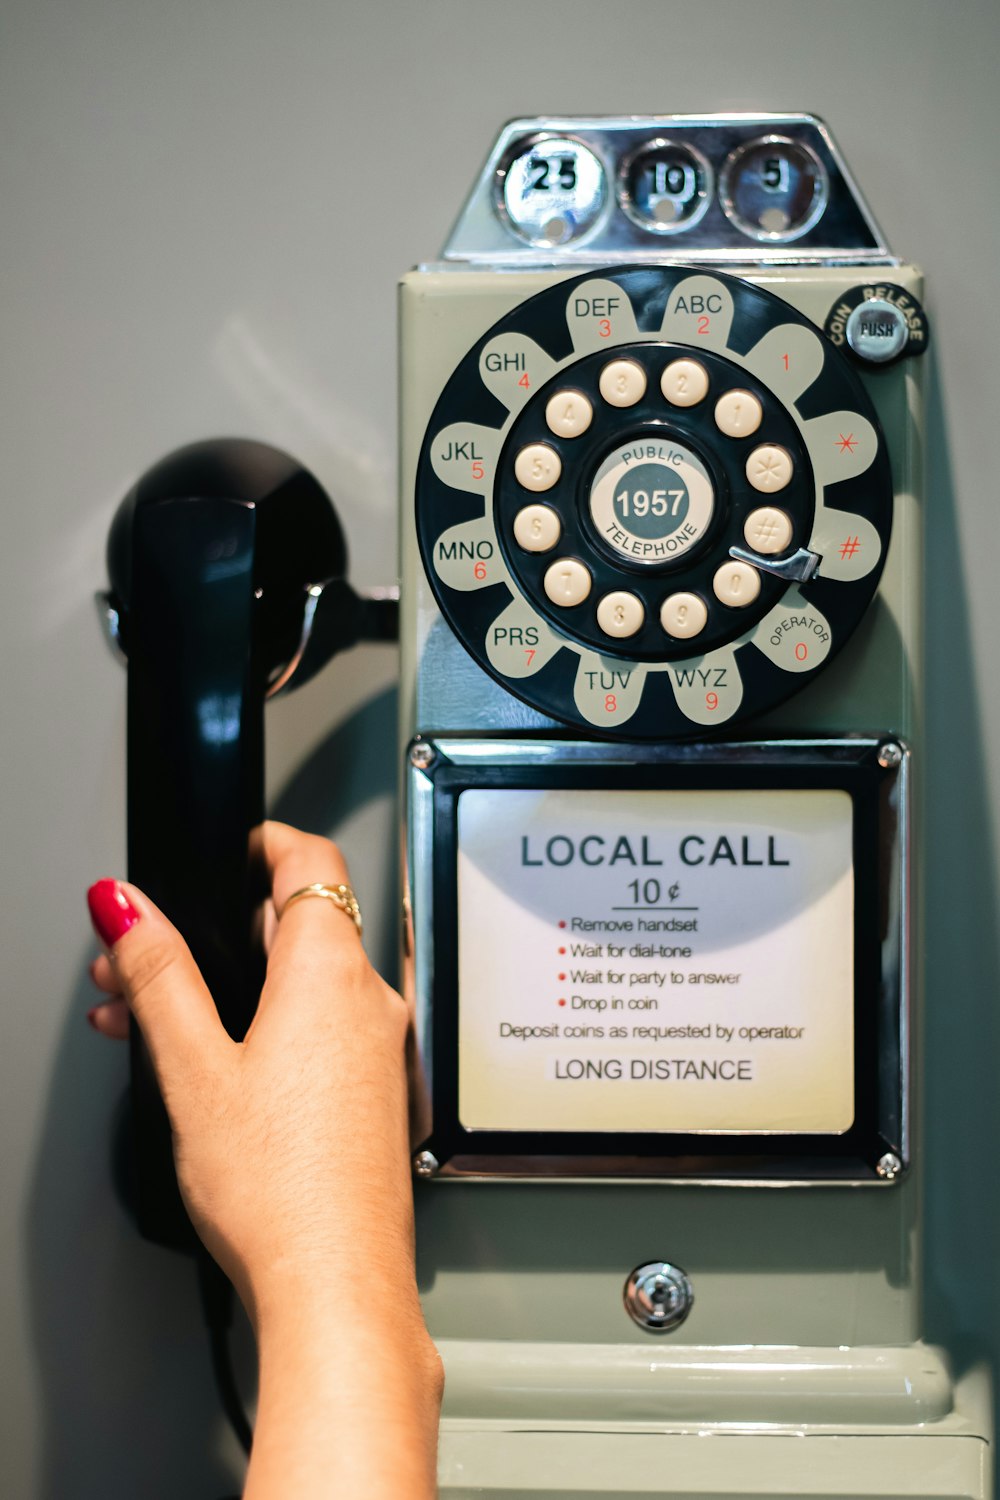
[746,443,793,493]
[513,503,562,553]
[660,591,708,639]
[715,388,762,437]
[545,388,594,438]
[543,558,592,607]
[596,591,644,639]
[598,358,647,408]
[713,561,762,607]
[744,505,793,555]
[660,358,709,408]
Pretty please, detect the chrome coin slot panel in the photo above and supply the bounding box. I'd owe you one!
[444,114,890,265]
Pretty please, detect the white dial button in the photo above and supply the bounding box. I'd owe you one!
[545,389,593,438]
[596,591,645,638]
[713,561,762,607]
[544,558,592,607]
[513,504,561,553]
[660,592,708,639]
[715,388,763,437]
[747,444,793,493]
[661,358,709,407]
[599,359,647,407]
[514,443,562,492]
[744,506,793,555]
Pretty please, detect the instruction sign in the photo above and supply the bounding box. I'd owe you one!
[457,788,854,1134]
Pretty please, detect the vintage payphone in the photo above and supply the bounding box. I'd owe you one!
[103,113,992,1496]
[399,116,993,1496]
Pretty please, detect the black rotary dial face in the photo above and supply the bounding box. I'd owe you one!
[416,265,892,740]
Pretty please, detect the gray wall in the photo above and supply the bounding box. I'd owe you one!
[2,1,997,1494]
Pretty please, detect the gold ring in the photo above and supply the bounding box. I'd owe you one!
[281,883,363,937]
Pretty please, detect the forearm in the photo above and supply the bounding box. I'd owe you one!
[246,1298,442,1500]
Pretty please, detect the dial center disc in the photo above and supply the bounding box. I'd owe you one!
[588,435,715,566]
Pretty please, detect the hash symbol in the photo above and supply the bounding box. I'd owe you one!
[753,514,779,544]
[839,535,861,560]
[836,432,858,454]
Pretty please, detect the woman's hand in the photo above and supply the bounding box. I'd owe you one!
[87,821,442,1498]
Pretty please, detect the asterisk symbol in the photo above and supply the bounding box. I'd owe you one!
[836,432,858,454]
[754,452,787,489]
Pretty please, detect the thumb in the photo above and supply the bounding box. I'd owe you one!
[87,879,232,1086]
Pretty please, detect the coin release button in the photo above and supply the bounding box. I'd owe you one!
[544,557,592,607]
[715,388,763,438]
[596,591,644,638]
[515,443,562,492]
[713,560,762,607]
[545,388,594,438]
[513,504,561,553]
[747,444,793,493]
[661,592,708,639]
[599,359,647,408]
[744,506,793,555]
[846,298,909,363]
[661,358,709,408]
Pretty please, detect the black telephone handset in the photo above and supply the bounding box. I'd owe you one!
[106,439,349,1246]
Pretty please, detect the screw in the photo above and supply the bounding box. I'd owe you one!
[413,1150,439,1179]
[876,1152,902,1181]
[410,740,435,770]
[878,742,903,769]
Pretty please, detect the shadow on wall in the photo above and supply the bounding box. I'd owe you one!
[25,685,398,1499]
[921,366,1000,1406]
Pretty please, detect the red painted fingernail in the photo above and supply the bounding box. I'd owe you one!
[87,880,140,948]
